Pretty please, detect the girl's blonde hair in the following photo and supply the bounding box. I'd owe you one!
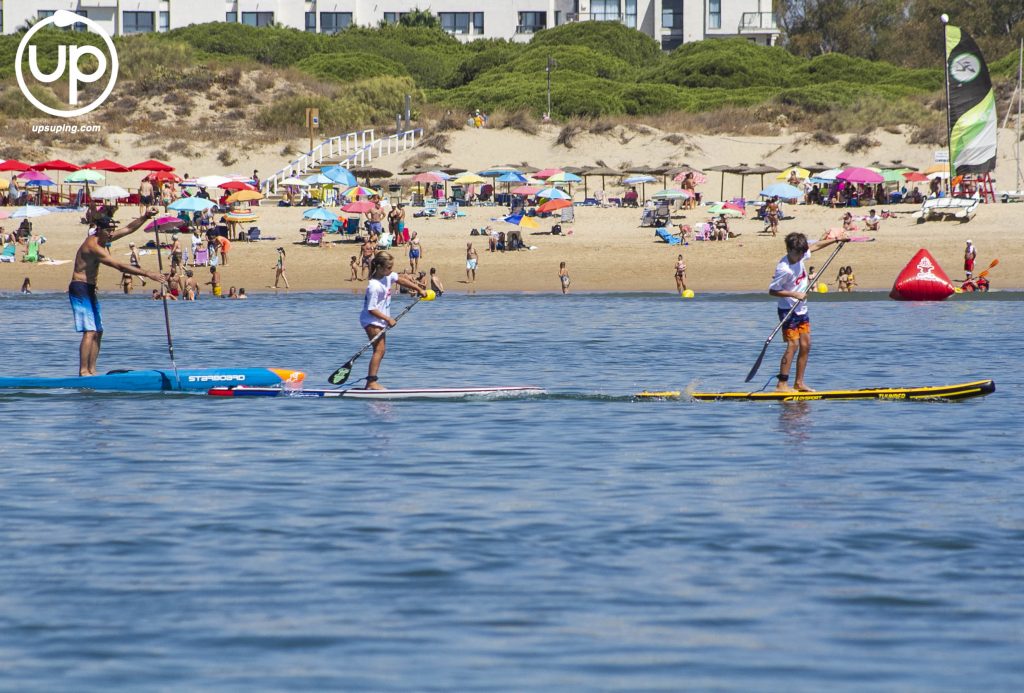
[370,251,394,276]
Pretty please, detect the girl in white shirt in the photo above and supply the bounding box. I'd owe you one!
[359,251,428,390]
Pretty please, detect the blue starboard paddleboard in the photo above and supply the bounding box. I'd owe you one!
[0,368,305,393]
[208,385,545,400]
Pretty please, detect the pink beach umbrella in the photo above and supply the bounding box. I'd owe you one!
[534,168,563,180]
[341,200,376,213]
[412,172,447,183]
[145,216,187,232]
[511,185,541,195]
[836,167,884,184]
[16,170,54,182]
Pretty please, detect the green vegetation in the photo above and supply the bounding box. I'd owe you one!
[1,16,1019,139]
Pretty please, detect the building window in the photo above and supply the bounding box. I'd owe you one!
[383,12,408,25]
[662,0,683,30]
[226,12,237,23]
[517,11,546,34]
[624,0,636,28]
[709,0,721,30]
[590,0,619,22]
[123,11,155,34]
[241,12,274,27]
[38,10,56,20]
[439,12,483,35]
[159,11,169,31]
[320,12,351,34]
[305,12,315,32]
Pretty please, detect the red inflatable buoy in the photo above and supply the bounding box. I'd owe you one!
[889,249,955,301]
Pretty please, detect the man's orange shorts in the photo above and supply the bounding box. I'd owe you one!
[778,308,810,342]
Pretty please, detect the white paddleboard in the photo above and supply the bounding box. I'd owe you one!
[209,385,545,400]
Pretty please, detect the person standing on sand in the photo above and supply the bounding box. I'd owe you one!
[674,254,687,294]
[69,210,166,376]
[466,242,478,283]
[964,240,976,278]
[349,256,359,281]
[273,247,289,289]
[359,237,375,279]
[360,251,429,390]
[408,231,422,273]
[768,231,846,393]
[559,261,571,294]
[138,178,154,213]
[766,196,781,237]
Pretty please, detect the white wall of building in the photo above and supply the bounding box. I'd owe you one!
[0,0,777,46]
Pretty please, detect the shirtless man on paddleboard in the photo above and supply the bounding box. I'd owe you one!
[69,209,166,376]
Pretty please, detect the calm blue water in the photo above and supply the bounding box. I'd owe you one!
[1,291,1022,691]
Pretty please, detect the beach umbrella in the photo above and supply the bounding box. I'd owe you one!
[348,165,393,179]
[622,174,656,184]
[810,168,843,183]
[167,197,214,212]
[454,173,486,185]
[91,185,130,200]
[504,213,540,229]
[537,198,573,213]
[737,164,781,198]
[511,185,541,196]
[225,210,258,223]
[547,172,582,183]
[776,167,810,181]
[341,185,378,199]
[83,158,129,172]
[0,179,8,189]
[303,207,340,221]
[226,190,263,203]
[279,176,310,187]
[903,171,930,182]
[413,172,447,184]
[321,166,357,187]
[924,163,950,175]
[304,173,335,185]
[707,202,744,217]
[537,187,570,200]
[9,205,51,218]
[875,168,909,184]
[16,170,53,182]
[760,183,803,199]
[704,164,740,201]
[130,159,174,172]
[672,169,707,184]
[534,168,563,180]
[479,168,516,178]
[145,216,186,232]
[65,170,105,183]
[0,159,32,172]
[32,159,80,172]
[195,175,231,188]
[146,171,182,183]
[496,171,528,183]
[836,167,884,184]
[341,201,376,214]
[651,188,691,199]
[219,180,255,191]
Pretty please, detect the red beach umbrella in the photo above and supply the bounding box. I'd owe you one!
[83,158,131,172]
[145,171,182,183]
[32,159,80,171]
[902,171,929,182]
[534,168,563,180]
[0,159,32,172]
[219,181,255,191]
[130,159,175,172]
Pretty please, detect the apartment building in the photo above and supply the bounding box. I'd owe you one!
[0,1,778,50]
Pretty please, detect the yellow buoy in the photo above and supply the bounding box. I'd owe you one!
[681,289,695,299]
[817,283,828,293]
[423,290,437,301]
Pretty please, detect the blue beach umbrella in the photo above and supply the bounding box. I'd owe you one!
[622,175,657,184]
[321,166,357,187]
[759,183,803,200]
[304,173,335,185]
[9,205,51,218]
[302,207,339,221]
[537,187,570,200]
[496,171,528,183]
[167,197,215,212]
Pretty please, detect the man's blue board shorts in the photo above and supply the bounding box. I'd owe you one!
[69,281,103,333]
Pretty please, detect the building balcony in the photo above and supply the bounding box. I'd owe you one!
[739,12,778,32]
[565,13,624,23]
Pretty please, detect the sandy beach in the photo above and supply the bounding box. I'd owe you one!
[2,125,1020,294]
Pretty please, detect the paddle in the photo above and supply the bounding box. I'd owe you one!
[977,258,999,278]
[327,290,435,385]
[745,240,847,383]
[149,218,182,388]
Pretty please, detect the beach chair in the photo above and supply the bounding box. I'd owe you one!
[22,241,39,262]
[0,243,15,262]
[305,230,324,246]
[344,217,360,234]
[246,227,261,241]
[581,197,598,206]
[410,192,424,207]
[193,247,208,266]
[451,185,467,205]
[694,223,713,241]
[422,199,438,216]
[377,231,393,250]
[440,202,465,219]
[479,185,493,203]
[639,208,658,227]
[560,206,575,223]
[655,228,681,245]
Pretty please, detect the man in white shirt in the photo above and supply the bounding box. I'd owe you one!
[768,231,846,392]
